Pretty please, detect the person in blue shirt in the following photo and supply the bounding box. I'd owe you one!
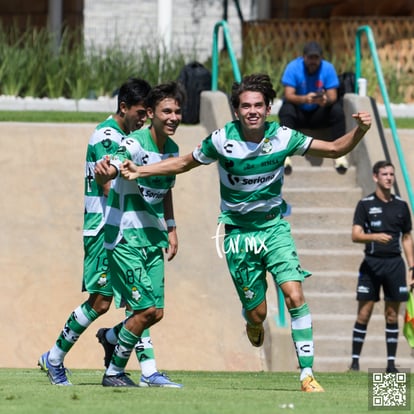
[278,41,347,174]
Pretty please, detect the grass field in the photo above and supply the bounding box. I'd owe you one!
[0,369,412,414]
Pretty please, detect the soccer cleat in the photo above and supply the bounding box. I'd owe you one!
[38,351,72,386]
[139,372,183,388]
[96,328,116,368]
[301,375,325,392]
[102,372,137,387]
[245,323,265,347]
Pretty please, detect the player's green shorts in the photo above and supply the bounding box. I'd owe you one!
[223,219,311,310]
[106,242,165,311]
[82,229,113,296]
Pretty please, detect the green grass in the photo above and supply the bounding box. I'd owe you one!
[0,111,105,123]
[0,369,412,414]
[0,110,414,128]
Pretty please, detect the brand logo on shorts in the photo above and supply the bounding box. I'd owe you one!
[243,287,255,300]
[357,286,370,294]
[131,287,142,301]
[98,273,108,286]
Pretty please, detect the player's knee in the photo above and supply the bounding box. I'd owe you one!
[247,304,267,324]
[89,295,112,315]
[154,308,164,323]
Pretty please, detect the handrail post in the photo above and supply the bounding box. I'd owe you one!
[355,25,414,214]
[275,286,287,327]
[211,20,241,90]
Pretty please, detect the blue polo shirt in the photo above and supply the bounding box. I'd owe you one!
[281,57,339,111]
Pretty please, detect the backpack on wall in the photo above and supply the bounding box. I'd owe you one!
[337,72,356,99]
[178,62,212,124]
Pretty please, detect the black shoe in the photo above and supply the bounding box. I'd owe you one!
[386,366,399,373]
[96,328,116,368]
[102,372,137,387]
[349,361,360,371]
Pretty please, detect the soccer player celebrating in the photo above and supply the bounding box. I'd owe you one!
[118,73,371,391]
[94,82,185,387]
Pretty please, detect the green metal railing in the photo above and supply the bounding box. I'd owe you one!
[355,25,414,214]
[211,20,241,90]
[211,20,288,328]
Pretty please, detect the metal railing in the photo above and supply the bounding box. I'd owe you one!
[211,20,241,90]
[355,25,414,213]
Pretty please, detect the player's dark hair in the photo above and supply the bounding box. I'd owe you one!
[116,78,151,113]
[373,160,394,175]
[230,73,276,109]
[145,81,186,111]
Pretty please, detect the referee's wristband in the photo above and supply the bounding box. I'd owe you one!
[166,219,176,228]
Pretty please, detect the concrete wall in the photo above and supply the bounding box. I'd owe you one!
[0,122,273,372]
[83,0,256,62]
[1,106,413,371]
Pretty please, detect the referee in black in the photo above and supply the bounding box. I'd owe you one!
[349,160,414,372]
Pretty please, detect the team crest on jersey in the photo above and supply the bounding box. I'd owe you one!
[262,138,272,153]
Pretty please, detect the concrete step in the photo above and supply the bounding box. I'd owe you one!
[313,335,411,357]
[313,355,414,372]
[303,271,357,292]
[311,314,407,336]
[286,207,355,228]
[284,166,357,187]
[304,291,358,314]
[292,228,355,249]
[286,153,350,168]
[284,187,362,207]
[298,248,363,271]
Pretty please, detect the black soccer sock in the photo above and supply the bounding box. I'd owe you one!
[385,322,399,367]
[351,322,367,360]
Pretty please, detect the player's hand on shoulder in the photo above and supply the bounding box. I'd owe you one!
[120,160,140,180]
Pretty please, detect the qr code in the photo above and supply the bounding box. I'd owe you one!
[369,370,411,411]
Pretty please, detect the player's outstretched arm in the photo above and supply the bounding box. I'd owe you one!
[307,111,371,159]
[120,153,201,180]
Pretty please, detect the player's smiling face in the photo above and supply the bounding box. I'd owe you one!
[235,91,270,136]
[148,97,182,137]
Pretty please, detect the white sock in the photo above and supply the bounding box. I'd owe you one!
[48,345,66,366]
[300,367,313,381]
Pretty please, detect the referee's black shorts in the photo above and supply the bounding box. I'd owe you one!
[356,255,409,302]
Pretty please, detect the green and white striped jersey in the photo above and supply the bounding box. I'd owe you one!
[84,116,124,236]
[192,120,312,229]
[105,128,178,250]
